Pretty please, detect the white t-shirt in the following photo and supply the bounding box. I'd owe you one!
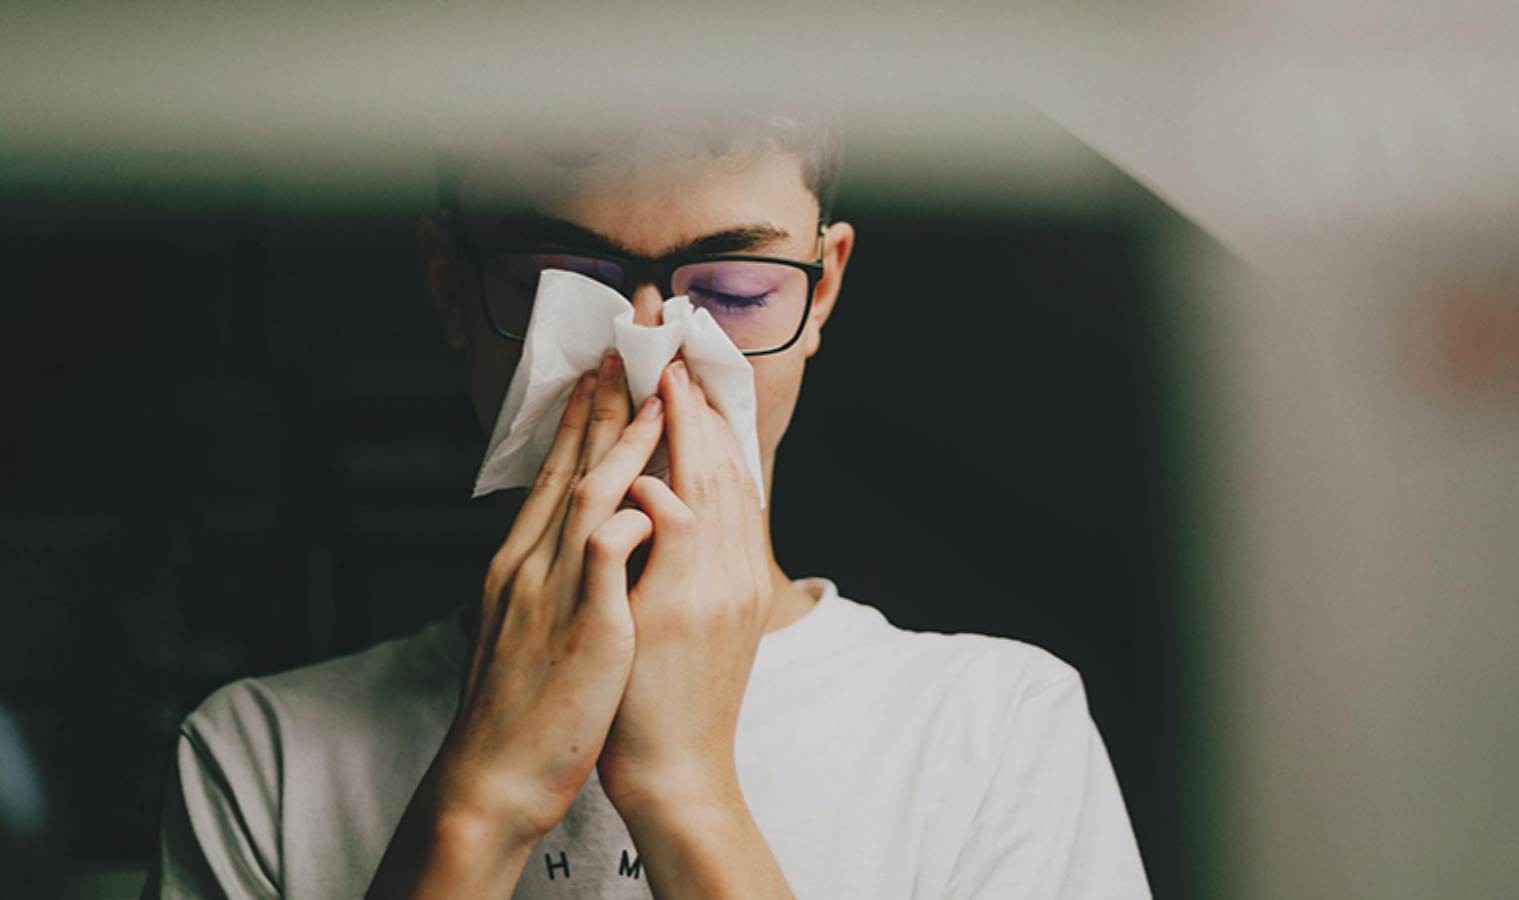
[143,578,1150,899]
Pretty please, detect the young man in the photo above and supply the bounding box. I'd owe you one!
[144,113,1150,898]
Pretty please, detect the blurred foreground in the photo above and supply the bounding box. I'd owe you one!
[3,3,1516,898]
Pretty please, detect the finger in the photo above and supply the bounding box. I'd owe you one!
[485,370,597,613]
[698,384,761,511]
[627,474,697,578]
[556,394,666,577]
[581,507,653,621]
[687,375,769,608]
[688,376,751,576]
[659,359,719,514]
[715,409,769,602]
[519,370,603,587]
[501,370,597,564]
[578,352,631,476]
[688,375,734,517]
[695,379,766,554]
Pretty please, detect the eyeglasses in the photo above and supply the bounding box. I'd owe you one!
[451,225,827,356]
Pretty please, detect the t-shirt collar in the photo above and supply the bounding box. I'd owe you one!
[431,576,845,675]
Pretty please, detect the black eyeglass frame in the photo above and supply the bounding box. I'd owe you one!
[450,223,828,356]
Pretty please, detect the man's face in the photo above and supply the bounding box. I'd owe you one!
[419,142,854,501]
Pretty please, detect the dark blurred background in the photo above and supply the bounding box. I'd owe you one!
[1,168,1185,896]
[11,4,1519,897]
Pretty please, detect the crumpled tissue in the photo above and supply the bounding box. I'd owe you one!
[472,268,766,507]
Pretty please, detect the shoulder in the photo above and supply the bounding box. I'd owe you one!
[816,588,1094,764]
[918,628,1082,697]
[179,613,462,765]
[830,589,1084,708]
[897,628,1090,756]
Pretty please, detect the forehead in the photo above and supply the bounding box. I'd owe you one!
[454,136,819,257]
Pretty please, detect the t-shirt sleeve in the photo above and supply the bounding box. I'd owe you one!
[140,682,283,900]
[940,669,1151,900]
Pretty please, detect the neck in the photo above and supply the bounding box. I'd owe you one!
[755,490,818,635]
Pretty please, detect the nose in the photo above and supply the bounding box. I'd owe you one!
[628,281,664,328]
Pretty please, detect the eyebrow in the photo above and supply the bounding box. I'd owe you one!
[491,212,792,260]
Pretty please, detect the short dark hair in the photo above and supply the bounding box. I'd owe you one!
[436,108,844,223]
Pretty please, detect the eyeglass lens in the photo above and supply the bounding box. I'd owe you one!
[482,252,810,352]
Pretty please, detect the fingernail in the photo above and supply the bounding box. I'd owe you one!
[600,352,621,378]
[671,359,689,385]
[638,395,663,420]
[577,371,597,398]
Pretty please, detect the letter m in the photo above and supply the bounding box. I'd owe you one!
[618,849,643,879]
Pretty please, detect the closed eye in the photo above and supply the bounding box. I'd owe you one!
[690,286,771,308]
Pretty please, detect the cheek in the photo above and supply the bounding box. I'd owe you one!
[464,328,523,434]
[749,352,806,456]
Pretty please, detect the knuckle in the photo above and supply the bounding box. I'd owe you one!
[533,462,568,493]
[570,609,634,656]
[484,555,513,598]
[514,555,547,590]
[657,601,698,636]
[585,527,619,560]
[693,472,720,505]
[721,602,751,632]
[558,622,584,659]
[571,476,609,511]
[588,403,624,425]
[719,588,759,629]
[662,502,696,534]
[718,455,744,483]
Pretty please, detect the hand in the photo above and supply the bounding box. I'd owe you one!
[440,353,665,838]
[368,353,666,899]
[596,358,774,816]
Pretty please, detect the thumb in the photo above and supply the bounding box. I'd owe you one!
[581,508,654,618]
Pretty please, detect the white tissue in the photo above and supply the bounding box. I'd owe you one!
[472,268,767,507]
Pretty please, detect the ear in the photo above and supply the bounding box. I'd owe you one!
[801,220,855,358]
[417,217,468,350]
